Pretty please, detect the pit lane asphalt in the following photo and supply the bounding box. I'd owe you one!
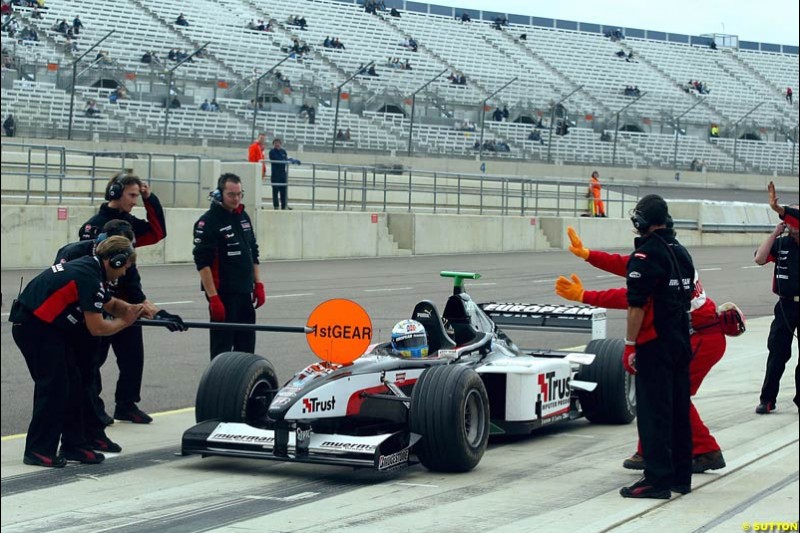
[1,247,797,533]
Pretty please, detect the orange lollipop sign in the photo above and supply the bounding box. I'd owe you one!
[306,299,372,364]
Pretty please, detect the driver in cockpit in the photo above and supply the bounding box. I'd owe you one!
[391,319,429,358]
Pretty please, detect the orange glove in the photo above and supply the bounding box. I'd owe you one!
[555,273,585,303]
[567,226,590,260]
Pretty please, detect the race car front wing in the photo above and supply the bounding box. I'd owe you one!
[182,421,420,471]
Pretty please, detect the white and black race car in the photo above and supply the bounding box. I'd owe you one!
[181,272,635,473]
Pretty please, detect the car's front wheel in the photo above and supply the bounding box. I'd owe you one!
[195,351,279,426]
[410,364,490,472]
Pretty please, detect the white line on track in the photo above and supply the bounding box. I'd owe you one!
[268,293,314,299]
[468,282,497,286]
[393,482,439,488]
[245,492,319,502]
[0,312,8,317]
[741,265,762,269]
[531,279,552,284]
[699,268,722,272]
[594,274,616,279]
[364,287,413,292]
[153,300,194,306]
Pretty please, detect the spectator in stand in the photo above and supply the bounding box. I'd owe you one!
[690,158,706,171]
[390,7,400,17]
[367,64,378,76]
[297,16,307,30]
[323,36,331,48]
[787,87,793,105]
[200,99,210,111]
[460,12,471,23]
[493,107,503,122]
[1,2,12,16]
[473,140,480,150]
[615,50,626,58]
[3,113,16,137]
[334,38,345,50]
[175,13,189,27]
[403,59,412,70]
[502,106,509,120]
[95,50,112,65]
[169,96,181,109]
[141,51,153,64]
[626,51,635,62]
[168,49,177,62]
[709,41,718,50]
[336,129,345,141]
[85,100,100,118]
[709,124,719,138]
[519,33,527,41]
[31,6,42,19]
[345,128,351,141]
[65,36,78,53]
[209,99,219,112]
[72,15,82,35]
[528,129,545,145]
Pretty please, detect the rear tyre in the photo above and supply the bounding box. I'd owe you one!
[410,365,489,472]
[195,351,279,426]
[577,338,635,424]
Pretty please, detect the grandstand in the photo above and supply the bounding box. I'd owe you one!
[1,0,797,174]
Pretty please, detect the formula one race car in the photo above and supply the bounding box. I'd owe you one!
[181,272,635,473]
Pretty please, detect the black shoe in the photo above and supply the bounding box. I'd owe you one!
[693,450,726,473]
[755,402,775,414]
[622,452,645,470]
[114,404,153,424]
[91,433,122,453]
[620,478,671,499]
[61,446,105,464]
[98,411,114,426]
[23,451,67,468]
[671,484,692,495]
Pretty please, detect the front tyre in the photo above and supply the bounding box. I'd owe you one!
[577,338,636,424]
[410,365,490,472]
[195,351,279,426]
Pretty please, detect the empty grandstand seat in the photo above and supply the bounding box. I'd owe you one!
[411,300,456,353]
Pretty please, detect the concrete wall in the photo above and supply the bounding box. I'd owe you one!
[0,203,778,269]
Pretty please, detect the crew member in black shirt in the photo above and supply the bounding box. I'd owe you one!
[56,220,185,450]
[620,194,695,499]
[79,172,167,424]
[753,182,799,414]
[193,173,265,359]
[9,237,144,467]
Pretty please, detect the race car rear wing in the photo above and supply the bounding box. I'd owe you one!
[479,303,607,340]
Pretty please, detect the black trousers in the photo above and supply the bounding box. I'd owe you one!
[271,177,288,209]
[96,325,144,407]
[760,299,799,407]
[12,321,87,456]
[635,338,693,489]
[210,292,256,360]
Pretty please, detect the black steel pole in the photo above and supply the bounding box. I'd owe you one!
[67,29,115,140]
[332,87,342,153]
[793,126,798,175]
[331,61,373,153]
[251,54,293,141]
[478,77,518,161]
[251,76,262,141]
[612,91,646,167]
[137,318,312,333]
[67,62,78,140]
[407,68,447,157]
[162,42,211,145]
[673,118,680,169]
[408,93,416,156]
[731,101,764,173]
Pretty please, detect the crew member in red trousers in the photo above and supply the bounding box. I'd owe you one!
[555,226,741,474]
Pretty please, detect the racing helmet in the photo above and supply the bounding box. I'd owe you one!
[391,319,429,358]
[717,302,746,337]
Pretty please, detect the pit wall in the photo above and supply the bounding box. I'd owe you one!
[1,201,777,269]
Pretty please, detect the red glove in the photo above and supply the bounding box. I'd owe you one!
[622,344,637,375]
[209,295,226,322]
[253,282,266,309]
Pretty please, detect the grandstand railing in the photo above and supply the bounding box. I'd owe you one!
[1,143,204,206]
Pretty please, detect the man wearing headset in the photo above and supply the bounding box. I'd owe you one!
[78,173,167,424]
[556,225,743,475]
[56,220,185,452]
[616,194,696,499]
[753,181,799,414]
[9,237,144,467]
[193,173,265,359]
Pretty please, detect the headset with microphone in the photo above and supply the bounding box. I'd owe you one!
[103,244,135,269]
[106,175,123,201]
[208,174,244,204]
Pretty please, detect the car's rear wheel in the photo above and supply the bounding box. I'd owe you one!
[577,338,636,424]
[410,364,489,472]
[195,351,279,426]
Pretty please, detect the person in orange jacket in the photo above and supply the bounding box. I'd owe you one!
[248,132,267,180]
[589,171,606,217]
[555,226,744,474]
